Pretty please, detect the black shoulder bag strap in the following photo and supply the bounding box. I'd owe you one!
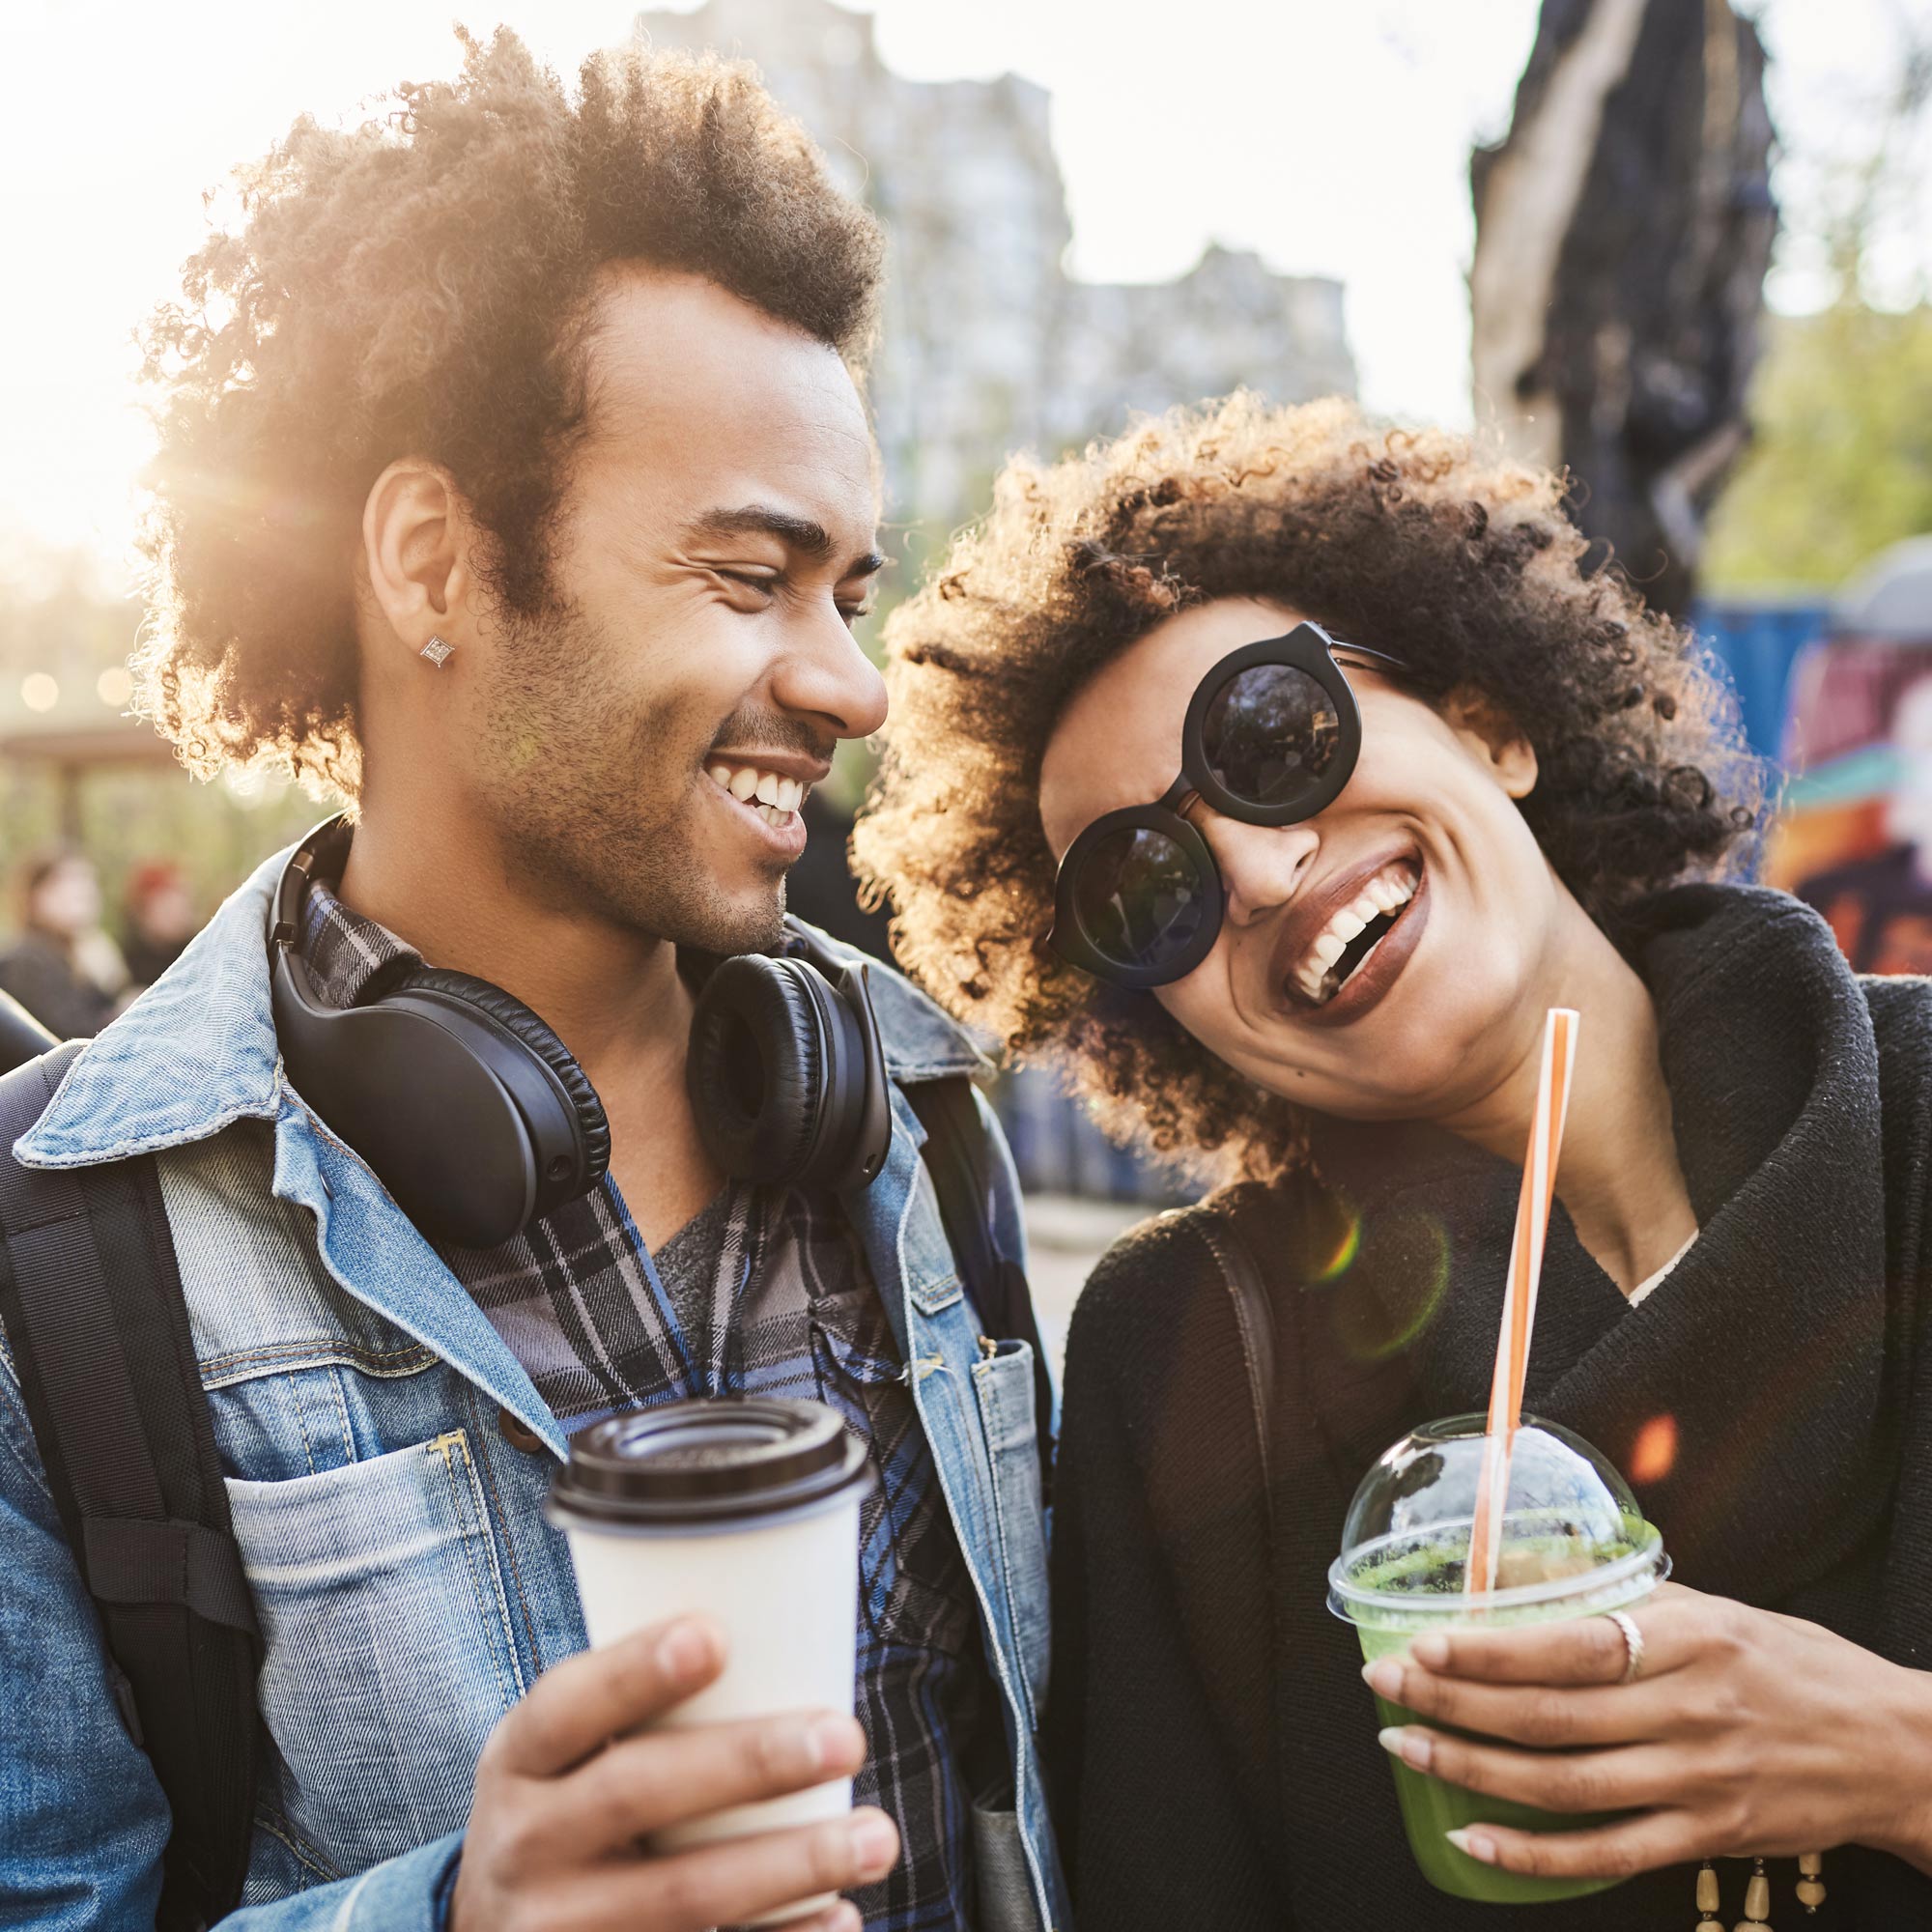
[0,1047,261,1932]
[1193,1213,1277,1482]
[1180,1199,1286,1877]
[907,1075,1056,1492]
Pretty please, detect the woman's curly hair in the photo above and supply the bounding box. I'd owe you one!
[134,29,882,795]
[853,393,1761,1182]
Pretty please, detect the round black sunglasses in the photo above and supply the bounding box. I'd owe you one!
[1048,622,1411,990]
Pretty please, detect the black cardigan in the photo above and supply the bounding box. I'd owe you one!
[1046,886,1932,1929]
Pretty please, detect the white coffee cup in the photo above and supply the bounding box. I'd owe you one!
[547,1397,876,1927]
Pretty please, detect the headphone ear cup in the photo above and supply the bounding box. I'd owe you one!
[688,955,831,1185]
[392,967,611,1186]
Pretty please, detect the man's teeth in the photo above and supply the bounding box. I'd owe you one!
[705,763,808,825]
[1291,863,1419,1006]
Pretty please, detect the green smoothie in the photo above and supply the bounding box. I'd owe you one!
[1326,1417,1669,1905]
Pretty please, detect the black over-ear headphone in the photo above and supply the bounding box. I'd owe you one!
[269,818,892,1250]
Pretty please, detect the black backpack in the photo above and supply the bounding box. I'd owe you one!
[0,1044,1047,1931]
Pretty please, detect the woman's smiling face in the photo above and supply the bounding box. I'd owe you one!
[1038,595,1569,1122]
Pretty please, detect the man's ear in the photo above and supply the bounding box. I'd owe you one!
[359,460,479,660]
[1442,686,1538,800]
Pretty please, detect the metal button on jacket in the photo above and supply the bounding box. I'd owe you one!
[497,1406,546,1453]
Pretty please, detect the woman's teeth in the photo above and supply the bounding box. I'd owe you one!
[706,763,808,828]
[1290,862,1418,1006]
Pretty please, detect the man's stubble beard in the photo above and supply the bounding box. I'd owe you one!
[476,598,789,956]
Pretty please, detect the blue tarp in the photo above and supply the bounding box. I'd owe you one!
[1690,598,1828,764]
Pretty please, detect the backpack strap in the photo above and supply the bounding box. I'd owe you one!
[907,1075,1056,1491]
[0,1047,261,1932]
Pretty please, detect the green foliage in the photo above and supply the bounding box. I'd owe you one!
[1704,301,1932,592]
[1705,18,1932,596]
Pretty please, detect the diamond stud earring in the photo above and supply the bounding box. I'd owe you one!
[419,636,455,668]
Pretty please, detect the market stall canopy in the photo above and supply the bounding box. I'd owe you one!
[1833,536,1932,644]
[0,717,175,767]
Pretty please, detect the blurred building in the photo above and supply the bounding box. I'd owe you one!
[635,0,1356,533]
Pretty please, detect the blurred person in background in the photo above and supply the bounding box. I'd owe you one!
[858,393,1932,1929]
[787,785,896,961]
[119,858,200,989]
[0,852,128,1038]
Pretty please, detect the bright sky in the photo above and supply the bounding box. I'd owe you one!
[2,0,1926,576]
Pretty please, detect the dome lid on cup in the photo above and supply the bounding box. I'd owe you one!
[1327,1412,1664,1621]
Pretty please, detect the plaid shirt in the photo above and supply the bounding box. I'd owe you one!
[300,881,987,1932]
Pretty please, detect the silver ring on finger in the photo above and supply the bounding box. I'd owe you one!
[1604,1608,1645,1686]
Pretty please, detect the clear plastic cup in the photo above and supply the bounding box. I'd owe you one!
[1326,1412,1669,1903]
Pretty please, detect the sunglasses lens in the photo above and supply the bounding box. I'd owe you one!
[1201,663,1342,808]
[1070,824,1211,971]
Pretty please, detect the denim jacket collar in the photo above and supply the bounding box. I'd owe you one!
[15,840,987,1171]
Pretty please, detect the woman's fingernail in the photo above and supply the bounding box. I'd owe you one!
[1446,1828,1498,1864]
[850,1810,898,1878]
[1411,1634,1450,1668]
[1363,1658,1405,1699]
[1378,1724,1433,1770]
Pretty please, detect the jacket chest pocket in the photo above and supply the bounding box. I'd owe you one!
[225,1427,526,1873]
[971,1338,1051,1731]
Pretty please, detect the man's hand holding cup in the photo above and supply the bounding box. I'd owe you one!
[451,1615,897,1932]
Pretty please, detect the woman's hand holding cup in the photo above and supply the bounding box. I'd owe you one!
[449,1614,898,1932]
[1369,1581,1932,1884]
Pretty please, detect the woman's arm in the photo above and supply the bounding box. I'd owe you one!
[1365,1582,1932,1881]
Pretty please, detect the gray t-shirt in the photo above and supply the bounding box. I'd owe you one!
[651,1187,732,1334]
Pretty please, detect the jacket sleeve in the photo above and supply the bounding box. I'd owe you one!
[221,1837,464,1930]
[1042,1234,1286,1932]
[0,1335,464,1931]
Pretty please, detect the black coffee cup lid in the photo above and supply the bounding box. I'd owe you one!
[548,1396,874,1527]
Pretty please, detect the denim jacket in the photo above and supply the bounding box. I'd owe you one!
[0,846,1069,1931]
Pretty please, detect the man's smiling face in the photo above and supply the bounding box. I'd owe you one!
[470,267,887,952]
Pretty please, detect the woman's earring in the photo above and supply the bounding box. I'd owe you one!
[1795,1851,1826,1915]
[419,636,455,668]
[1695,1859,1721,1927]
[1736,1854,1771,1927]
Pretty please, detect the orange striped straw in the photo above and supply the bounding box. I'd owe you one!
[1465,1008,1579,1599]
